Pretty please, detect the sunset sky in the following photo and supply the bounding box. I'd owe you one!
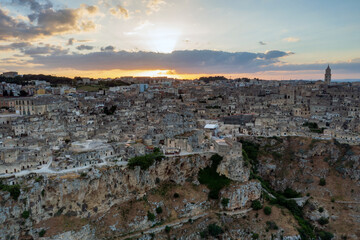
[1,0,360,80]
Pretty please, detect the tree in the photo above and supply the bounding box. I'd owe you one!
[3,90,8,96]
[20,90,28,96]
[264,206,272,215]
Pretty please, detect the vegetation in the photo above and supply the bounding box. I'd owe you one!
[147,211,155,221]
[282,187,301,198]
[200,223,224,238]
[240,140,260,172]
[221,198,230,208]
[39,229,46,237]
[165,225,171,233]
[173,193,180,198]
[266,221,278,230]
[198,154,231,199]
[251,200,262,210]
[317,231,334,240]
[0,182,21,200]
[21,210,30,219]
[319,178,326,186]
[319,207,324,213]
[318,217,329,225]
[104,105,117,115]
[303,122,325,134]
[128,152,165,170]
[156,207,163,214]
[264,206,272,215]
[252,233,259,239]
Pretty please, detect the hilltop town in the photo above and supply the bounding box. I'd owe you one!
[0,68,359,240]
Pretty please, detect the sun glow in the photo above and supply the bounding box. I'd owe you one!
[148,28,181,53]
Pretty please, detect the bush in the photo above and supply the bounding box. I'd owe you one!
[252,233,259,239]
[208,223,223,237]
[264,206,272,215]
[319,178,326,186]
[156,207,163,214]
[0,183,21,200]
[39,229,46,237]
[21,210,30,219]
[283,187,301,198]
[251,200,262,210]
[147,211,155,221]
[165,225,171,233]
[173,193,180,198]
[198,154,231,199]
[319,207,324,213]
[266,221,278,230]
[128,152,164,170]
[318,217,329,225]
[221,198,230,208]
[317,231,334,240]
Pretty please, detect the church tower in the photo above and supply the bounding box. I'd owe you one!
[325,65,331,84]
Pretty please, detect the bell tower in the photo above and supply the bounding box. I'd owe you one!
[325,65,331,84]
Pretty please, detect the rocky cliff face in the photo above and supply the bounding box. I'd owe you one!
[1,153,212,239]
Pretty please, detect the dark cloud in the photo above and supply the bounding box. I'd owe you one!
[0,42,32,51]
[259,41,266,45]
[101,45,115,52]
[0,2,97,40]
[261,50,294,60]
[67,38,75,46]
[30,49,293,73]
[11,0,53,13]
[22,44,68,56]
[76,45,94,51]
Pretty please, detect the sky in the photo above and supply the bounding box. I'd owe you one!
[0,0,360,80]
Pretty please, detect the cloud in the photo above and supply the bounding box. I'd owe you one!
[29,49,294,74]
[110,5,129,19]
[262,50,294,59]
[11,0,53,13]
[0,3,97,40]
[259,41,266,45]
[283,37,300,43]
[101,45,116,52]
[67,38,75,45]
[22,44,68,56]
[146,0,165,14]
[0,42,32,51]
[76,45,94,51]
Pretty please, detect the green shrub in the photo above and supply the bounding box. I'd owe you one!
[128,153,164,170]
[252,233,259,239]
[319,178,326,186]
[283,187,301,198]
[264,206,272,215]
[221,198,229,208]
[21,210,30,219]
[318,217,329,225]
[317,231,334,240]
[39,229,46,237]
[198,154,231,199]
[173,193,180,198]
[35,176,44,182]
[319,207,324,213]
[266,221,278,230]
[147,211,155,221]
[156,207,163,214]
[0,183,21,200]
[208,223,223,237]
[80,172,87,178]
[251,200,262,210]
[165,225,171,233]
